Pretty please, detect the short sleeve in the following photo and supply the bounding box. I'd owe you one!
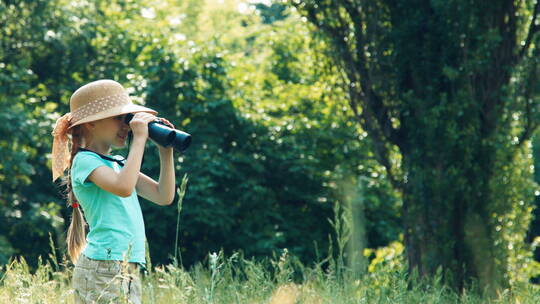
[71,152,108,185]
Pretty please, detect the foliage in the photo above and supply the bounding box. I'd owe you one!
[0,0,401,272]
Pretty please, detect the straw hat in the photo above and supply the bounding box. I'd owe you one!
[69,79,157,128]
[51,79,158,181]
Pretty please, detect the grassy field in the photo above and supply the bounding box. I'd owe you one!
[2,179,540,303]
[2,247,540,304]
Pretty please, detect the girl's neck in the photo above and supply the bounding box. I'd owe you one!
[84,142,112,156]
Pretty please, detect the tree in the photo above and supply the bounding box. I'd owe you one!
[290,0,540,294]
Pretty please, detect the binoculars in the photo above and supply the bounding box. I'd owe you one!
[124,113,192,152]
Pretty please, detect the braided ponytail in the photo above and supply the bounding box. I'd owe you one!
[59,125,87,264]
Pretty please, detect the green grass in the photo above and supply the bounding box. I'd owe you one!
[2,176,540,303]
[2,248,540,303]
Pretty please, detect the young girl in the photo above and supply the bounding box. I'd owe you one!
[51,79,176,303]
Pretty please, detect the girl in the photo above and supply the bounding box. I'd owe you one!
[51,79,176,303]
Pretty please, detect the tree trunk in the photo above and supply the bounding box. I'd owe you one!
[401,142,504,293]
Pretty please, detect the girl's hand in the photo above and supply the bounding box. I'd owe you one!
[129,112,157,141]
[157,117,175,129]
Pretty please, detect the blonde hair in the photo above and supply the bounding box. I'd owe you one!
[59,125,87,265]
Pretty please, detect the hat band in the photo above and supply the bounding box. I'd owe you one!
[71,93,131,123]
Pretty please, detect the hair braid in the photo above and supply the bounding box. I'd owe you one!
[60,126,87,264]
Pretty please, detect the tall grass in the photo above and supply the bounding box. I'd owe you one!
[2,183,540,303]
[174,173,189,268]
[2,245,540,303]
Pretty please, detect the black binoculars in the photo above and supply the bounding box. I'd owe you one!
[124,113,192,152]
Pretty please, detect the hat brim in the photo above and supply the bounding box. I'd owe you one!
[68,104,158,129]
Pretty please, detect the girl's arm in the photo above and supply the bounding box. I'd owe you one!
[136,117,176,205]
[87,112,154,197]
[135,147,175,205]
[87,136,147,197]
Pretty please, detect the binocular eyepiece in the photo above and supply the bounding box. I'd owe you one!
[124,113,192,152]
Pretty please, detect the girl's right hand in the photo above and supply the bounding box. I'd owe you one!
[129,112,157,141]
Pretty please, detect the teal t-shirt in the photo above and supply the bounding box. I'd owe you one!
[71,150,146,265]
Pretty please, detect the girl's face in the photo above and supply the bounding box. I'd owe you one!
[90,114,130,148]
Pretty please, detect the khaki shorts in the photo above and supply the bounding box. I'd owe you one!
[72,253,143,304]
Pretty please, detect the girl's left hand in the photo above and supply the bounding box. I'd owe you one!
[157,117,175,129]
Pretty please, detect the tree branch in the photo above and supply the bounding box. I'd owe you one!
[518,57,539,145]
[293,1,404,188]
[340,0,403,148]
[520,0,540,58]
[346,81,404,190]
